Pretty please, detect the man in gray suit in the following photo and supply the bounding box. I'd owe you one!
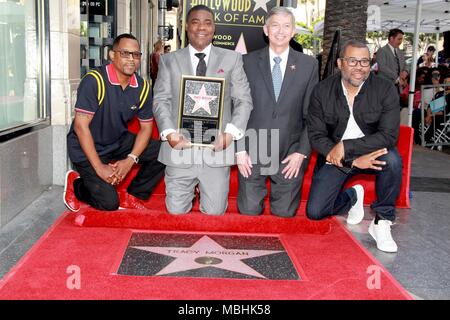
[376,28,405,87]
[237,7,318,217]
[153,5,253,215]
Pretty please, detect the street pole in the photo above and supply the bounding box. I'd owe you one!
[158,0,166,40]
[407,0,422,127]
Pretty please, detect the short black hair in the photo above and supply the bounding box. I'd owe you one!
[186,5,214,22]
[388,28,404,40]
[339,40,369,58]
[416,66,429,80]
[427,45,436,52]
[112,33,139,50]
[424,67,440,85]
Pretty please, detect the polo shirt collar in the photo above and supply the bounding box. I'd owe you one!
[106,63,138,88]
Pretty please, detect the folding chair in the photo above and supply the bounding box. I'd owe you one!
[430,112,450,150]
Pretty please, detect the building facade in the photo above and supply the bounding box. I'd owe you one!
[0,0,168,227]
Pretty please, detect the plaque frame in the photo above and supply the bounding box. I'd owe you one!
[178,75,226,147]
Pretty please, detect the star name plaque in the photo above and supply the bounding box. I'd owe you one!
[178,75,225,147]
[117,233,300,280]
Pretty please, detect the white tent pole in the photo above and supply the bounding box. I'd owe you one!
[407,0,422,127]
[435,32,439,66]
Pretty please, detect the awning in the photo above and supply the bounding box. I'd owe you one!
[368,0,450,32]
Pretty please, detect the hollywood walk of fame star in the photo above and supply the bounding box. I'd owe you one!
[253,0,270,13]
[188,85,217,115]
[131,235,282,278]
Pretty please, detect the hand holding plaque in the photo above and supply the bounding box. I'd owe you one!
[167,132,192,150]
[213,132,233,152]
[178,76,225,147]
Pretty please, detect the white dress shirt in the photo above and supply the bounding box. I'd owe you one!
[387,43,397,57]
[189,43,212,73]
[160,44,243,142]
[268,46,290,81]
[340,80,365,141]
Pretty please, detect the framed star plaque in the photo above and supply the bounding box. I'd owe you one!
[178,75,225,147]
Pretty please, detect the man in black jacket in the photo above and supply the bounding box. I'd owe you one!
[306,40,402,253]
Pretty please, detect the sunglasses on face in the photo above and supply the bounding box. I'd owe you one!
[114,49,142,59]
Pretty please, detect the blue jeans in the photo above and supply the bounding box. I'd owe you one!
[306,148,402,222]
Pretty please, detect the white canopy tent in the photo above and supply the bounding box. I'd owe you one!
[368,0,450,33]
[313,1,450,35]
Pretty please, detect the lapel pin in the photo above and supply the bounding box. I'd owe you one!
[290,65,296,70]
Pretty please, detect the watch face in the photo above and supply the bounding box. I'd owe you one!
[128,154,138,163]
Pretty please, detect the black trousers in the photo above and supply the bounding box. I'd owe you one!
[237,159,309,218]
[72,132,165,211]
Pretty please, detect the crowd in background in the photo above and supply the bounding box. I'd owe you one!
[149,40,172,93]
[371,29,450,146]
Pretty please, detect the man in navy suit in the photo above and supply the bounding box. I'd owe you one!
[237,7,319,217]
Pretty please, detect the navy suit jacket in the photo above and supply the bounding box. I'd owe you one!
[239,47,319,164]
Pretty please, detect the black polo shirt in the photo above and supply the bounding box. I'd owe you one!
[67,63,153,163]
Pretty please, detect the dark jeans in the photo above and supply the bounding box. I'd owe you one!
[306,148,402,222]
[73,132,165,211]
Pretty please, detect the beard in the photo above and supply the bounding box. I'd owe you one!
[342,71,369,87]
[122,64,136,76]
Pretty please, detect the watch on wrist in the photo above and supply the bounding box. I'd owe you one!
[127,153,139,164]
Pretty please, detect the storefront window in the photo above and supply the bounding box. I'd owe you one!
[0,0,46,134]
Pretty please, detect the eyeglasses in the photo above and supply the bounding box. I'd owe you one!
[341,57,371,67]
[115,49,142,59]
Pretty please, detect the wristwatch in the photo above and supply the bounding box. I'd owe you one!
[127,153,139,164]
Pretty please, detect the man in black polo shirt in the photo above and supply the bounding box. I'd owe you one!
[64,34,164,211]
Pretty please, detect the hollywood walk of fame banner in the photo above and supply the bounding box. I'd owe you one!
[178,75,225,146]
[181,0,281,54]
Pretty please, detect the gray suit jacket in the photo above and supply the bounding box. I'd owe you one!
[376,44,405,83]
[238,47,319,165]
[153,46,253,168]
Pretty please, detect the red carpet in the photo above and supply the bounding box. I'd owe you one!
[0,206,411,300]
[0,124,413,299]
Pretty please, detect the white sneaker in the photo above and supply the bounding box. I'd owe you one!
[347,185,364,225]
[368,219,398,253]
